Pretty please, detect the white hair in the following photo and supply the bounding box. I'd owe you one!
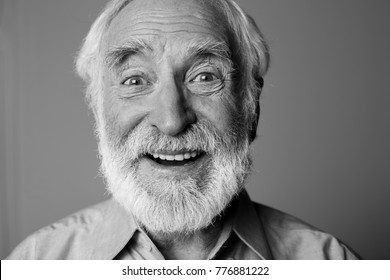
[75,0,270,139]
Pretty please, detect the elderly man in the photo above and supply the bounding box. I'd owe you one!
[7,0,359,260]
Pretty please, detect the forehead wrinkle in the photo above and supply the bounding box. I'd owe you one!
[118,30,223,41]
[129,21,219,32]
[126,12,226,38]
[185,39,231,62]
[112,22,227,42]
[116,1,221,22]
[128,11,222,28]
[104,37,233,77]
[105,38,153,70]
[108,1,229,42]
[104,0,231,71]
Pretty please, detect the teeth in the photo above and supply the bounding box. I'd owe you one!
[151,152,199,161]
[165,155,175,161]
[174,154,184,161]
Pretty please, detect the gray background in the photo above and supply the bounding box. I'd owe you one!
[1,0,389,259]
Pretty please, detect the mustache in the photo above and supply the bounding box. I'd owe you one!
[108,119,240,161]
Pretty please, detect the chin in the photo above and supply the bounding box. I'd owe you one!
[98,118,251,235]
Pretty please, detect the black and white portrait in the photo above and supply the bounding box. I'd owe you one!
[1,0,389,260]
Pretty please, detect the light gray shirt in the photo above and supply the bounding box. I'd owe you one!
[6,191,360,260]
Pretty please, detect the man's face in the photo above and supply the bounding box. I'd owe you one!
[98,0,251,235]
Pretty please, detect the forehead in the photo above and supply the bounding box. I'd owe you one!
[104,0,228,53]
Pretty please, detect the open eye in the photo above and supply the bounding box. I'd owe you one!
[191,72,218,83]
[122,76,148,86]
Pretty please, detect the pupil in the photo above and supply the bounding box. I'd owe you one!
[202,74,212,81]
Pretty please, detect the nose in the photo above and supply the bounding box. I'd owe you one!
[148,78,196,136]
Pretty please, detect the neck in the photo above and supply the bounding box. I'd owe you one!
[146,218,224,260]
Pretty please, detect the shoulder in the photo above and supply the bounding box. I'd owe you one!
[253,202,360,259]
[6,199,114,260]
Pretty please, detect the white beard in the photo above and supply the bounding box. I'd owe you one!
[98,118,251,236]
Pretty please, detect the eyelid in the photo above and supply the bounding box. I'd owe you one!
[115,65,149,79]
[187,64,223,81]
[121,75,147,85]
[116,71,154,99]
[190,72,219,83]
[118,68,154,84]
[186,70,226,97]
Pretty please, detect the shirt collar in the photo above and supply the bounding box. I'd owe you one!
[232,190,273,260]
[89,198,137,260]
[89,190,272,260]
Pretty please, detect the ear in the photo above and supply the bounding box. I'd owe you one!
[249,76,263,142]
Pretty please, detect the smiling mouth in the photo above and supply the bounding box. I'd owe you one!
[146,151,204,166]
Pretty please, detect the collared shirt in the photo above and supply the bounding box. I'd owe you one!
[6,191,360,260]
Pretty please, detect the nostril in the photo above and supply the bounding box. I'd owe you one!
[149,107,196,136]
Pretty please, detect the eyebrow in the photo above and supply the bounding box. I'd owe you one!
[105,38,232,71]
[105,38,152,69]
[185,39,232,64]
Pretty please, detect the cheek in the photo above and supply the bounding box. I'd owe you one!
[102,96,123,145]
[102,89,145,145]
[194,93,241,134]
